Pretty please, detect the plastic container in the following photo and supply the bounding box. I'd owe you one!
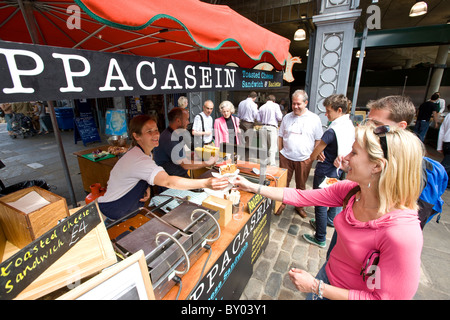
[55,107,74,130]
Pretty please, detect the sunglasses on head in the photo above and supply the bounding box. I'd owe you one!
[373,125,390,160]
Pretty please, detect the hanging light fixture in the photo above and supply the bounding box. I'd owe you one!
[409,1,428,17]
[356,50,366,58]
[294,27,306,41]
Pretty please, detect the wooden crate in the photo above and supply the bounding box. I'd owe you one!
[0,187,69,249]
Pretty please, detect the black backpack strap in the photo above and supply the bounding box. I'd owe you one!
[199,113,205,132]
[343,186,361,210]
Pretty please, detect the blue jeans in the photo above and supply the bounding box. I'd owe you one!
[306,262,330,300]
[39,115,48,132]
[414,120,430,142]
[313,174,341,242]
[5,113,12,131]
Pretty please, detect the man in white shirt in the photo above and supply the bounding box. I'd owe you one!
[277,90,323,217]
[434,92,446,114]
[256,94,283,166]
[192,100,214,147]
[238,91,258,148]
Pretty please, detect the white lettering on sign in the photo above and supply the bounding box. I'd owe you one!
[99,58,134,92]
[52,53,91,92]
[0,48,44,94]
[136,61,157,90]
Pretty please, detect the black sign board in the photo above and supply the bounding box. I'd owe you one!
[188,197,272,300]
[0,40,283,103]
[0,202,101,299]
[74,116,101,146]
[247,193,265,216]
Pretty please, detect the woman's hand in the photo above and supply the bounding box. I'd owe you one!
[233,176,257,193]
[206,176,229,190]
[334,155,349,172]
[288,268,317,293]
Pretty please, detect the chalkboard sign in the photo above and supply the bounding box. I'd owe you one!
[74,115,101,146]
[0,202,101,300]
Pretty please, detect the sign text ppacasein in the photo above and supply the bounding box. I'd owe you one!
[0,40,283,103]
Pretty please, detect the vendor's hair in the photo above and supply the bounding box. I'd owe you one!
[128,114,157,147]
[355,124,424,214]
[367,95,416,125]
[323,94,351,114]
[219,100,235,114]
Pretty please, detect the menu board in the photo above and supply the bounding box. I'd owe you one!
[74,115,101,146]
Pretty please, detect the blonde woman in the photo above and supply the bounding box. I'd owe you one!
[235,124,424,300]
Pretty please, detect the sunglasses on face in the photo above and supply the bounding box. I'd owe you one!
[373,125,390,160]
[361,117,385,126]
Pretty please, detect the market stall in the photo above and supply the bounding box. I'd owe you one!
[0,0,290,300]
[0,0,291,207]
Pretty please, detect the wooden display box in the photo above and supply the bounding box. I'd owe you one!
[202,195,232,227]
[0,187,69,249]
[0,204,117,300]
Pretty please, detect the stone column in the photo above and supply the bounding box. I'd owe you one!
[308,0,361,125]
[426,44,450,99]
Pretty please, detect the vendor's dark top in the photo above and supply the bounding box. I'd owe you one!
[417,101,440,121]
[154,127,189,178]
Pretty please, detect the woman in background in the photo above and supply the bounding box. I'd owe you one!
[214,100,240,147]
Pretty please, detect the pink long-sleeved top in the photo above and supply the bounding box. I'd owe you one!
[283,180,423,300]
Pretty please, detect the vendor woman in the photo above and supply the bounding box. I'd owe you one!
[98,115,229,220]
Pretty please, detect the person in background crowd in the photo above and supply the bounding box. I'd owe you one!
[192,100,214,147]
[32,101,49,134]
[214,100,240,148]
[303,94,354,248]
[333,95,446,235]
[98,115,228,220]
[256,94,283,166]
[437,104,450,169]
[178,96,189,109]
[154,108,216,179]
[414,93,440,142]
[12,101,33,118]
[279,98,288,116]
[237,91,258,148]
[235,124,424,300]
[434,91,446,114]
[276,89,323,218]
[0,103,14,136]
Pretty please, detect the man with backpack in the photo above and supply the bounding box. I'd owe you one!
[335,95,448,229]
[325,95,448,260]
[192,100,214,148]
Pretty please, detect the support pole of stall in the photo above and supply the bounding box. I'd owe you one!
[351,24,368,120]
[47,100,78,207]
